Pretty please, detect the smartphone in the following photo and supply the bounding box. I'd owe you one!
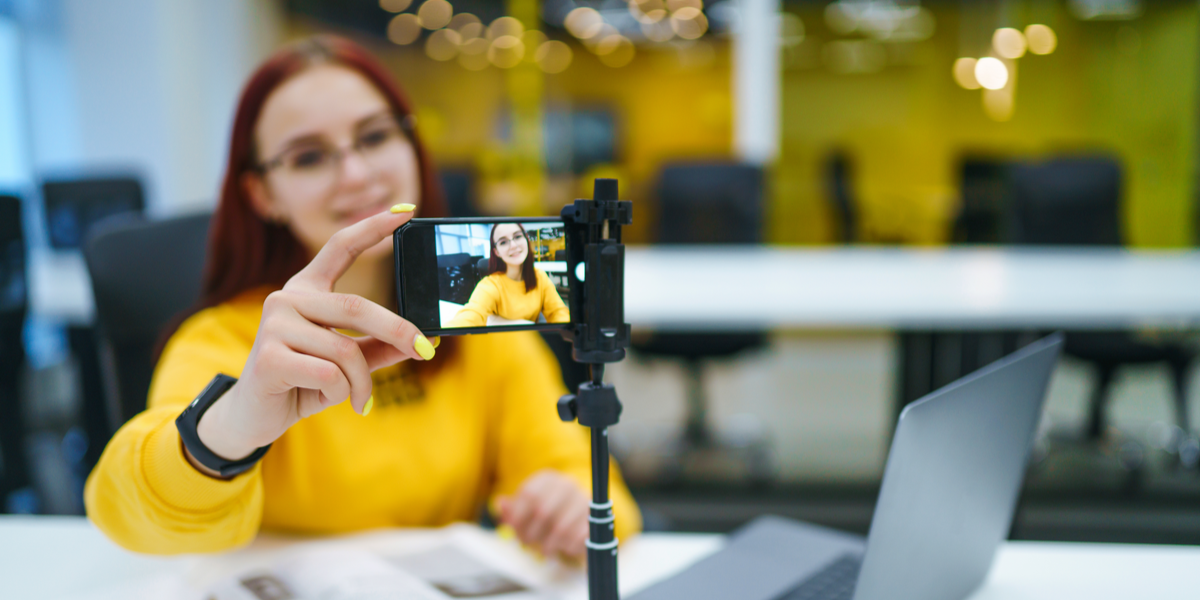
[394,217,575,336]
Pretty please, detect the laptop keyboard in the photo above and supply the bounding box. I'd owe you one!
[775,553,862,600]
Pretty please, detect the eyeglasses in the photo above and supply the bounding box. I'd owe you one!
[256,115,414,196]
[494,231,526,251]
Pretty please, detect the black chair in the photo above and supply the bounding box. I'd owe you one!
[436,252,482,306]
[0,195,31,504]
[82,213,212,457]
[1010,156,1195,442]
[633,162,773,484]
[42,177,144,250]
[439,167,479,218]
[824,151,859,243]
[952,157,1012,244]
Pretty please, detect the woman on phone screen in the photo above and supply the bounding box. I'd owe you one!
[447,223,569,328]
[84,35,640,557]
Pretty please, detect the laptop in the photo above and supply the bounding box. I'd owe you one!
[630,333,1064,600]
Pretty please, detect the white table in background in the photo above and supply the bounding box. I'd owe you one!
[624,247,1200,331]
[33,246,1200,331]
[2,516,1198,600]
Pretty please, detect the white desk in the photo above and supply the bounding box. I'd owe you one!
[624,247,1200,331]
[2,516,1197,600]
[33,246,1200,331]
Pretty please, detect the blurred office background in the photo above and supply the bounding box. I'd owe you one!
[3,0,1200,544]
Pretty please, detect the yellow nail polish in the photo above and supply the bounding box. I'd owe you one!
[390,203,416,213]
[430,336,441,349]
[414,334,436,360]
[361,395,374,416]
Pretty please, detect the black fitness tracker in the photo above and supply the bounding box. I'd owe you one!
[175,374,271,478]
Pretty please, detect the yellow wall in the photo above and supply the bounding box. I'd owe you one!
[776,2,1198,247]
[289,1,1197,248]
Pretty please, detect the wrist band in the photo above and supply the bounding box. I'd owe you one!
[175,374,271,478]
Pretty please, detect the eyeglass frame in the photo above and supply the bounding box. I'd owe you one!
[251,112,418,175]
[493,230,528,251]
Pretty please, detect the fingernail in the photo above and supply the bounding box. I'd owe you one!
[390,203,416,213]
[430,336,441,349]
[414,334,436,360]
[362,395,374,416]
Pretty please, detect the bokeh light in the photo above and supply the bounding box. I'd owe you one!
[488,16,525,42]
[534,40,573,74]
[380,0,413,13]
[1025,24,1057,55]
[565,7,605,39]
[457,37,490,70]
[670,6,708,40]
[488,35,526,68]
[596,35,636,68]
[387,13,422,45]
[993,27,1027,59]
[953,57,980,89]
[667,0,703,11]
[449,13,482,40]
[417,0,453,30]
[974,57,1008,90]
[642,18,674,42]
[983,88,1014,121]
[425,28,461,61]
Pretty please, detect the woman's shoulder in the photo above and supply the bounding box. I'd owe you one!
[171,286,275,346]
[454,330,554,366]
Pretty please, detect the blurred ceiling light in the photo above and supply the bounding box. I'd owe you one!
[535,40,573,73]
[488,35,526,68]
[596,35,636,67]
[1025,24,1057,55]
[380,0,413,13]
[974,57,1008,90]
[457,37,491,70]
[641,18,675,42]
[822,40,886,74]
[952,57,981,89]
[780,12,805,48]
[449,13,482,39]
[418,0,453,30]
[824,1,933,41]
[388,14,423,45]
[1068,0,1142,21]
[992,27,1026,59]
[629,0,666,24]
[425,28,462,61]
[488,16,525,42]
[824,2,857,34]
[667,0,703,11]
[565,7,605,39]
[983,88,1014,121]
[670,7,708,40]
[522,30,548,52]
[585,23,619,49]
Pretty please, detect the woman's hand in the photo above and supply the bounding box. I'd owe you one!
[498,469,590,561]
[188,205,434,474]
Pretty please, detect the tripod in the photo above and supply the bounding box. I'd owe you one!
[556,178,632,600]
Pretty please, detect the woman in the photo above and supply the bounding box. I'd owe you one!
[83,36,639,557]
[447,223,570,328]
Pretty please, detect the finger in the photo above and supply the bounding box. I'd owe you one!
[521,482,576,546]
[286,292,433,362]
[355,336,411,371]
[503,475,556,536]
[269,350,351,418]
[286,205,415,293]
[276,323,374,414]
[544,501,588,558]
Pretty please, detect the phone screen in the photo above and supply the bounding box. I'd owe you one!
[395,218,572,335]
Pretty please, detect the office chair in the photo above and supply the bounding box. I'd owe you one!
[1010,156,1195,444]
[952,157,1012,244]
[0,195,31,504]
[633,162,773,485]
[824,151,859,243]
[439,167,479,218]
[81,213,211,464]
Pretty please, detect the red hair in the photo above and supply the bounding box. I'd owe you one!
[162,35,454,365]
[488,223,536,292]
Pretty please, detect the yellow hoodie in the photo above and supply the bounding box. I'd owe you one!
[448,270,570,328]
[84,286,640,554]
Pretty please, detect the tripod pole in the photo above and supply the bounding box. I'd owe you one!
[585,365,618,600]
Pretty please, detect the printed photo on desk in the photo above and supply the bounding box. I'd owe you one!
[436,222,571,329]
